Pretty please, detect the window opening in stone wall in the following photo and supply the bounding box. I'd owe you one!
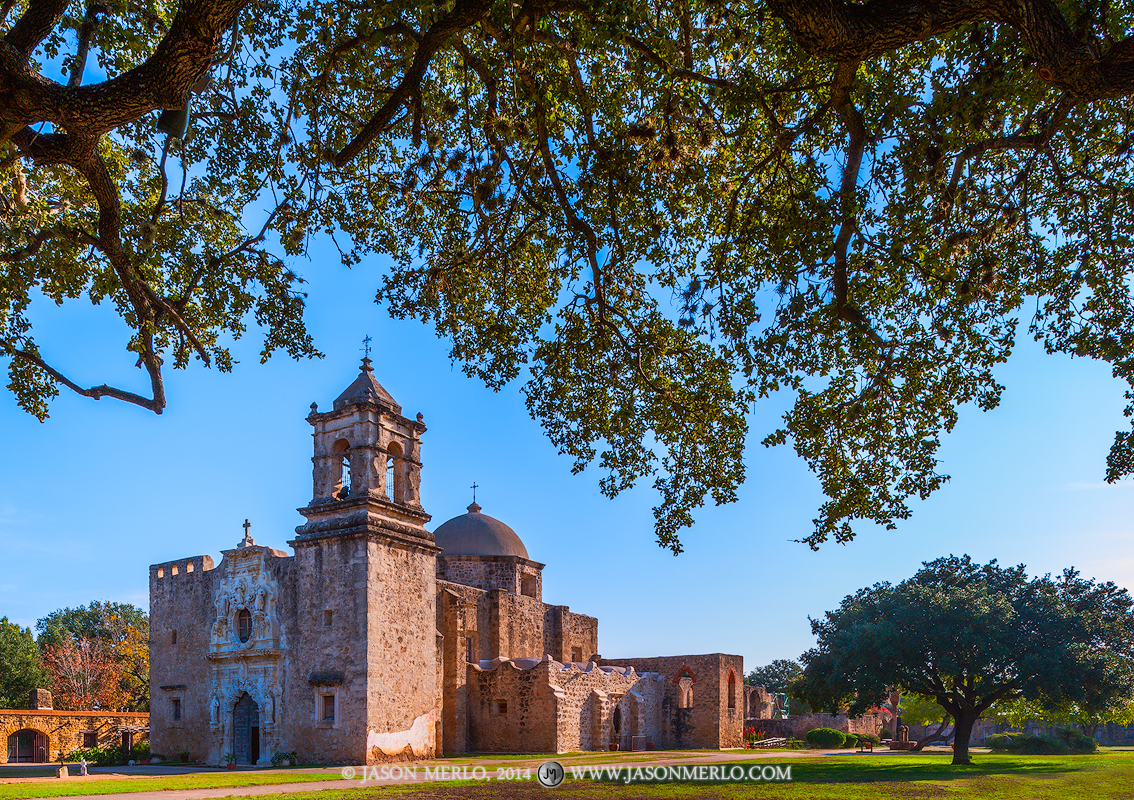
[237,609,253,642]
[83,731,97,748]
[322,695,335,721]
[386,442,404,502]
[521,574,538,597]
[186,561,194,572]
[157,568,163,578]
[571,648,582,663]
[613,706,622,735]
[171,630,177,645]
[728,670,737,709]
[495,699,508,715]
[173,698,182,721]
[465,637,473,663]
[332,438,351,499]
[171,566,178,575]
[678,676,694,709]
[324,610,333,627]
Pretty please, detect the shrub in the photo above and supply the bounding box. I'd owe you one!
[857,733,881,746]
[66,746,126,766]
[271,751,298,767]
[805,728,847,748]
[843,734,859,748]
[984,733,1015,750]
[131,741,151,758]
[1053,728,1097,753]
[985,729,1095,755]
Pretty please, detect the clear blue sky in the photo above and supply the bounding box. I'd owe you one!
[2,245,1132,673]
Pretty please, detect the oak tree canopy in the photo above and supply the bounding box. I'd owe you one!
[5,0,1134,550]
[794,556,1134,765]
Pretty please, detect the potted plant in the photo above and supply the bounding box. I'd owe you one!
[178,751,191,764]
[224,753,237,770]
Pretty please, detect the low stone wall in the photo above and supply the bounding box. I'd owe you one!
[745,712,887,742]
[1,710,149,763]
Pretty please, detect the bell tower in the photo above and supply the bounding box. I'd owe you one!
[289,358,440,762]
[300,356,427,525]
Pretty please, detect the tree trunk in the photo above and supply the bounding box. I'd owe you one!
[913,715,952,751]
[951,711,977,765]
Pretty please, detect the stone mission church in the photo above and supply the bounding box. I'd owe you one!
[150,360,743,764]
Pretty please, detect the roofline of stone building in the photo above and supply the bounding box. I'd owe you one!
[435,552,546,570]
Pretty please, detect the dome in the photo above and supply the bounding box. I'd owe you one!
[433,503,529,559]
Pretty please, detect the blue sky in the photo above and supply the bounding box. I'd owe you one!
[2,246,1132,673]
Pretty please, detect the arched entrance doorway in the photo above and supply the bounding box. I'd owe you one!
[232,693,260,765]
[7,729,48,763]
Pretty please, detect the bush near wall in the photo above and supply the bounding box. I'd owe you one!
[984,729,1097,754]
[805,728,847,748]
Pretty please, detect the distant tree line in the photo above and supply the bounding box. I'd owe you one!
[0,601,148,712]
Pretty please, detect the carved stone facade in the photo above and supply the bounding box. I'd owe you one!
[150,360,742,764]
[205,543,286,765]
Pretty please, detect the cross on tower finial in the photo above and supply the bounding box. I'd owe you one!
[361,334,372,358]
[240,518,255,548]
[471,481,478,503]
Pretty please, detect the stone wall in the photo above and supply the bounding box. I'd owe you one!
[467,658,558,753]
[546,662,665,752]
[149,553,218,764]
[744,685,771,719]
[744,712,889,741]
[437,556,543,599]
[361,534,439,763]
[466,657,666,754]
[0,710,149,763]
[598,654,745,749]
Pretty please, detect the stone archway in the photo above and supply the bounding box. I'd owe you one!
[232,694,260,766]
[6,729,48,763]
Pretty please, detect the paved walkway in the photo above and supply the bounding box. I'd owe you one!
[2,748,934,800]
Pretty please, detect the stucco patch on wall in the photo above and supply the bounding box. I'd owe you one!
[367,708,437,758]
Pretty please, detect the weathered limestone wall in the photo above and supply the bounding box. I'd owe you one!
[599,654,745,749]
[0,711,149,763]
[476,591,599,664]
[546,663,666,752]
[467,658,558,753]
[286,533,368,764]
[149,554,217,763]
[744,685,771,720]
[542,607,599,664]
[362,535,439,762]
[437,556,543,599]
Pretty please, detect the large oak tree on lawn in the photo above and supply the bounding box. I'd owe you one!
[6,0,1134,550]
[794,555,1134,765]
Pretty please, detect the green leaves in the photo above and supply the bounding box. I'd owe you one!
[8,0,1134,549]
[798,556,1134,734]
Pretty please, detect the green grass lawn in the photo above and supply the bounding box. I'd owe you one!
[2,752,1132,799]
[0,766,350,798]
[250,752,1134,799]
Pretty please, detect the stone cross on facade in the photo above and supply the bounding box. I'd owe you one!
[240,519,255,548]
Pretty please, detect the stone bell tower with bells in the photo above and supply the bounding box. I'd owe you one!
[289,356,441,762]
